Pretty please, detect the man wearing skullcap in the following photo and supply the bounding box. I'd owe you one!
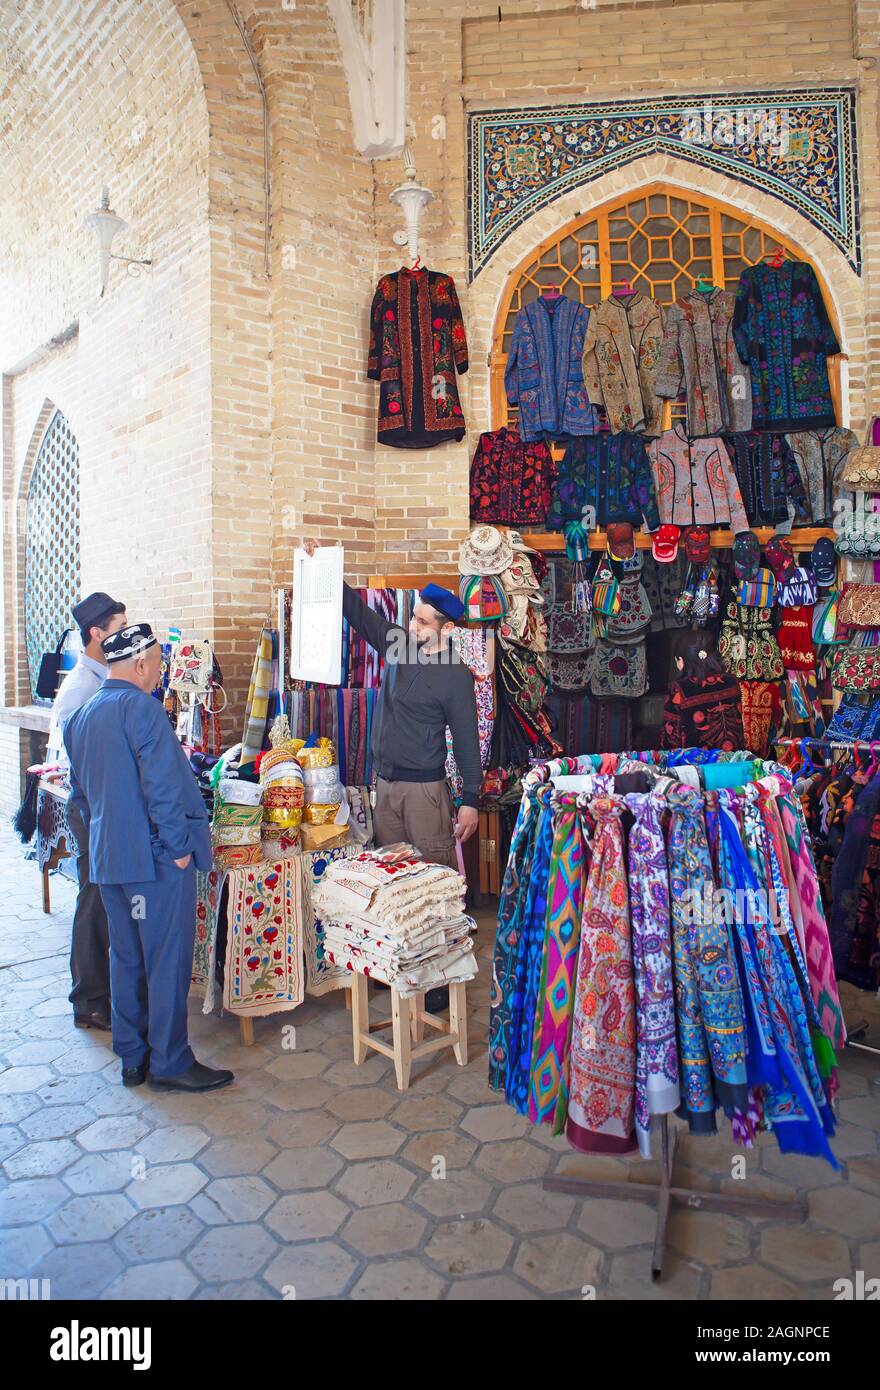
[63,623,233,1092]
[48,591,128,1031]
[303,542,480,867]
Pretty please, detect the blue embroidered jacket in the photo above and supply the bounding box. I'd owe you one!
[504,296,599,442]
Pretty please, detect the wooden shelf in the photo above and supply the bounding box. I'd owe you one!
[520,527,836,553]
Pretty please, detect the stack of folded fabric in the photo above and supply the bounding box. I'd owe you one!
[313,846,478,996]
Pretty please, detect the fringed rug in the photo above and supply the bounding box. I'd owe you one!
[224,857,304,1015]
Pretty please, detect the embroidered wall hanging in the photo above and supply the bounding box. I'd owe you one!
[468,88,859,279]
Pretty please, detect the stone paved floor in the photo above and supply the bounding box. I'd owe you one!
[1,822,879,1301]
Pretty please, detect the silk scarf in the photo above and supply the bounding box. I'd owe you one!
[488,790,540,1090]
[506,790,555,1114]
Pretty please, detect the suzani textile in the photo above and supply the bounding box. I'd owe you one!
[225,858,304,1016]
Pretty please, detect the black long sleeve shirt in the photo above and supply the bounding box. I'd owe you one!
[342,584,482,809]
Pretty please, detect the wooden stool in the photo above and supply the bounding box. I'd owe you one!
[349,975,468,1090]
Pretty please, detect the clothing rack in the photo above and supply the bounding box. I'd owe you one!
[774,735,880,1060]
[544,1113,805,1281]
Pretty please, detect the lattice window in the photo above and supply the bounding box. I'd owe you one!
[25,410,81,701]
[490,182,841,438]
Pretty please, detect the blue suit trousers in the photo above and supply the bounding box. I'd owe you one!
[100,859,197,1077]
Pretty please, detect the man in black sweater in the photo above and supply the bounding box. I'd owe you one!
[303,542,480,867]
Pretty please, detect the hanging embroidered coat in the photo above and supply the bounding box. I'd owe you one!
[723,431,808,527]
[505,296,599,442]
[732,262,840,432]
[581,292,665,436]
[785,427,858,526]
[468,427,556,525]
[367,267,468,448]
[661,673,745,752]
[648,426,748,532]
[655,289,752,436]
[546,433,660,529]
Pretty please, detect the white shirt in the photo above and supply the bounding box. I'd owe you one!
[47,653,108,763]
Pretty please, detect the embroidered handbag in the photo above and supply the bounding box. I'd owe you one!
[498,640,548,714]
[549,651,592,693]
[825,694,880,741]
[547,604,593,653]
[605,579,652,642]
[737,567,777,608]
[834,505,880,557]
[169,639,214,695]
[841,420,880,490]
[831,638,880,693]
[837,583,880,631]
[588,637,648,699]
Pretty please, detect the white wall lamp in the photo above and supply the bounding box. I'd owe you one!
[390,148,434,265]
[83,187,152,298]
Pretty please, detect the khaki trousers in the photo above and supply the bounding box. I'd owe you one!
[373,777,458,869]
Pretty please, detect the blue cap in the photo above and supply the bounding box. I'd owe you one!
[420,582,465,622]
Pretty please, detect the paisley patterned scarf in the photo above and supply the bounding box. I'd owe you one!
[506,790,555,1114]
[566,795,637,1154]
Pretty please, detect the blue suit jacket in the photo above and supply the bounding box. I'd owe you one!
[64,680,213,885]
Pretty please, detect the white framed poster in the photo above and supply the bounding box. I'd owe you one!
[290,544,344,685]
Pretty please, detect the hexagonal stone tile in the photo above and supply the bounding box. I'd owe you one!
[266,1052,329,1081]
[461,1104,528,1143]
[424,1217,513,1276]
[474,1139,548,1185]
[264,1110,338,1149]
[491,1180,577,1235]
[391,1095,463,1132]
[606,1249,702,1300]
[320,1034,357,1061]
[262,1145,343,1191]
[265,1191,350,1242]
[269,1079,337,1112]
[138,1126,210,1164]
[201,1175,277,1222]
[0,1177,69,1225]
[667,1208,751,1264]
[47,1193,137,1244]
[88,1086,151,1117]
[36,1241,124,1300]
[36,1075,107,1107]
[760,1224,852,1282]
[194,1279,277,1300]
[186,1223,278,1281]
[330,1121,404,1160]
[349,1258,446,1300]
[324,1056,391,1088]
[846,1155,880,1197]
[0,1224,53,1273]
[574,1195,657,1248]
[79,1115,150,1152]
[0,1125,23,1162]
[198,1136,277,1177]
[53,1046,115,1076]
[446,1069,501,1106]
[63,1152,135,1195]
[341,1202,426,1256]
[401,1129,476,1173]
[447,1274,538,1300]
[114,1206,205,1262]
[710,1263,801,1299]
[0,1094,39,1125]
[326,1088,396,1122]
[5,1038,69,1065]
[0,1064,55,1094]
[263,1241,358,1300]
[20,1105,94,1141]
[411,1170,492,1218]
[336,1159,416,1208]
[4,1138,80,1179]
[808,1184,880,1240]
[127,1162,208,1210]
[514,1232,603,1294]
[199,1101,271,1137]
[838,1096,880,1131]
[101,1259,199,1300]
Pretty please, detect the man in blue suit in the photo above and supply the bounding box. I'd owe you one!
[64,623,233,1093]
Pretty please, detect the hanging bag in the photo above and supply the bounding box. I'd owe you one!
[831,632,880,693]
[841,418,880,490]
[35,628,74,701]
[837,582,880,631]
[590,551,620,617]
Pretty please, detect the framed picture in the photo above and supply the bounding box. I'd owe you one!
[290,544,344,685]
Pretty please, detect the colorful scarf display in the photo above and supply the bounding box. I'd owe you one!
[241,627,275,764]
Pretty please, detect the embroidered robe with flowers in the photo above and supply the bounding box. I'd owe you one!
[367,267,468,448]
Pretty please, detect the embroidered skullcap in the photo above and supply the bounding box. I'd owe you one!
[102,623,157,664]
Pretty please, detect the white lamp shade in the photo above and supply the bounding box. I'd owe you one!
[83,204,128,297]
[390,180,433,262]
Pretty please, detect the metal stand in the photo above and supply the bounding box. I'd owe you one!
[543,1115,806,1281]
[845,1016,880,1058]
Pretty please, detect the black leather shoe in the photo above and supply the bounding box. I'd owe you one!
[424,986,449,1015]
[74,1011,112,1031]
[122,1063,147,1087]
[148,1061,234,1093]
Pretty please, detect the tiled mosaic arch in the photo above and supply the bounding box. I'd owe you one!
[468,88,860,280]
[24,409,81,701]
